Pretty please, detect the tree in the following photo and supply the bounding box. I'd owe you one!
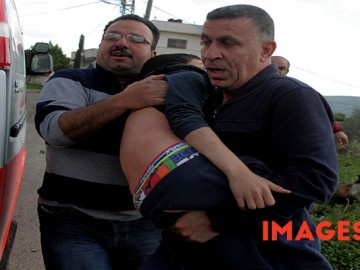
[73,35,85,68]
[25,41,72,72]
[48,42,72,71]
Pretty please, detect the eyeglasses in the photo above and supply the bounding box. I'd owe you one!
[103,32,153,49]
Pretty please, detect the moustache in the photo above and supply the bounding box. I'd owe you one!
[111,47,133,58]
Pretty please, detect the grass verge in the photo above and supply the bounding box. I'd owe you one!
[312,141,360,270]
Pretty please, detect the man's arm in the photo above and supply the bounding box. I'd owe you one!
[333,121,349,146]
[36,74,167,145]
[59,75,167,141]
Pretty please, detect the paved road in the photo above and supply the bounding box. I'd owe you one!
[8,90,45,270]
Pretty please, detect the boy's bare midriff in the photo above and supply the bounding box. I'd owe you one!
[120,107,183,193]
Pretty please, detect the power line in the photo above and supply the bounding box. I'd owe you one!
[20,1,102,17]
[293,66,360,89]
[100,0,118,5]
[86,4,119,35]
[138,0,202,28]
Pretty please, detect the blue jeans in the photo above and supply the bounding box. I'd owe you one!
[38,204,161,270]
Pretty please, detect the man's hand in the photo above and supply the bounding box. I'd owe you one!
[121,74,168,110]
[170,211,219,243]
[334,131,349,147]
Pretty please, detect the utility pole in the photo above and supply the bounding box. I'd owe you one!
[144,0,153,20]
[119,0,135,16]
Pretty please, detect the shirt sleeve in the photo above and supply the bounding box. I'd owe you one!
[34,70,103,146]
[164,71,213,139]
[333,121,343,133]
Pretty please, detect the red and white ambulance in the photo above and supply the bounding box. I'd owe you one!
[0,0,52,267]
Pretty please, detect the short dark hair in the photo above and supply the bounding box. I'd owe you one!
[102,14,160,49]
[206,5,274,41]
[140,53,200,78]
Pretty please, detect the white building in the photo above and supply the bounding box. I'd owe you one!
[152,19,202,56]
[71,19,203,68]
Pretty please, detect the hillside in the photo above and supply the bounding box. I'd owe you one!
[324,96,360,116]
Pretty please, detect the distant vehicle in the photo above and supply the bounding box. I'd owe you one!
[0,0,52,268]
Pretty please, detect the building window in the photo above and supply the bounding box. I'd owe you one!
[167,38,187,49]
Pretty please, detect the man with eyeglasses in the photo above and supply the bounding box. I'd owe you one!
[35,14,167,270]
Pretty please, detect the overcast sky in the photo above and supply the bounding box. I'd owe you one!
[15,0,360,97]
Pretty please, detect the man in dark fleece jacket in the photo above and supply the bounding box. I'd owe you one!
[138,5,338,270]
